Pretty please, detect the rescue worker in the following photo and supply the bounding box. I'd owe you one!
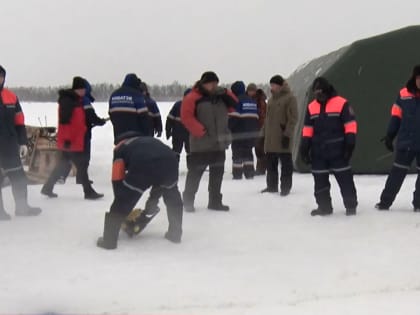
[97,132,183,250]
[229,81,259,179]
[58,79,107,184]
[41,77,103,200]
[376,65,420,211]
[300,77,358,216]
[165,88,191,162]
[254,88,268,175]
[140,82,163,137]
[109,74,149,143]
[181,71,237,212]
[0,65,42,220]
[261,75,298,196]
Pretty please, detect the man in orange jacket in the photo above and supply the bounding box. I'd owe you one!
[0,65,41,220]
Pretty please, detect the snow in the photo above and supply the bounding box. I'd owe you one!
[1,102,420,314]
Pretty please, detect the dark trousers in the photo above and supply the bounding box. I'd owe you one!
[255,137,267,174]
[183,151,226,206]
[172,137,190,163]
[0,147,29,211]
[60,136,92,182]
[111,171,183,238]
[43,151,92,194]
[266,152,293,192]
[380,150,420,208]
[232,142,255,179]
[312,156,358,210]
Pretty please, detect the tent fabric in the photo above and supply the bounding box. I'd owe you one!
[288,25,420,174]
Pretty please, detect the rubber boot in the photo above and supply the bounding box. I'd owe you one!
[97,212,125,250]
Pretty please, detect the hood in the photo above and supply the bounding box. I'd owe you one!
[406,65,420,93]
[231,81,246,97]
[122,74,141,89]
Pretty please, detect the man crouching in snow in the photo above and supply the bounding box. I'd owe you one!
[97,132,183,249]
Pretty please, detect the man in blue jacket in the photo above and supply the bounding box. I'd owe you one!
[109,74,149,143]
[229,81,259,179]
[166,89,191,162]
[140,82,162,138]
[376,65,420,211]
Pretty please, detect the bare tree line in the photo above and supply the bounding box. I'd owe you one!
[11,81,271,102]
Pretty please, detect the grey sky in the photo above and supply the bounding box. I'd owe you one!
[1,0,419,87]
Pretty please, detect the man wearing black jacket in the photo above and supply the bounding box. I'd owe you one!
[0,65,42,220]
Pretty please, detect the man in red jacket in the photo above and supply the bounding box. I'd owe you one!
[41,77,103,200]
[0,65,42,220]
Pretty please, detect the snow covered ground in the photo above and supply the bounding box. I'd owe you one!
[1,102,420,314]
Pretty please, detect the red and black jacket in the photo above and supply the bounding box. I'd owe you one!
[57,89,87,152]
[0,88,27,146]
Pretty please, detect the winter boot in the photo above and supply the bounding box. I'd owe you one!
[84,185,104,200]
[182,192,196,213]
[97,212,125,250]
[280,190,290,197]
[15,205,42,217]
[165,231,182,244]
[261,187,278,194]
[208,193,230,211]
[41,186,58,198]
[311,207,333,217]
[0,191,11,221]
[375,202,389,211]
[346,208,357,216]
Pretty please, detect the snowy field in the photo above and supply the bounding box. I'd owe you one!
[1,102,420,314]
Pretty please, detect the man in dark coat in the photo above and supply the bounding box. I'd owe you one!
[301,77,358,216]
[166,89,191,162]
[97,132,183,250]
[0,65,41,220]
[376,65,420,211]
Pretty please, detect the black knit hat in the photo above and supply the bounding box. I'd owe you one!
[72,76,86,90]
[412,65,420,77]
[270,75,284,86]
[0,65,6,77]
[200,71,219,84]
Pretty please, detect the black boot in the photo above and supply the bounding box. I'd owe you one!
[261,187,278,193]
[97,212,125,250]
[165,231,182,243]
[41,186,58,198]
[311,207,333,216]
[208,193,230,211]
[84,185,104,200]
[182,192,196,213]
[0,190,11,221]
[375,202,390,211]
[346,208,357,216]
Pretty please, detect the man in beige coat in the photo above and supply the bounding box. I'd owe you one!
[261,75,298,196]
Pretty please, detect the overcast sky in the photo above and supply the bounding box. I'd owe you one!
[1,0,419,87]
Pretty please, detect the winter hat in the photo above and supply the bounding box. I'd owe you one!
[72,76,86,90]
[0,65,6,77]
[200,71,219,84]
[270,75,284,86]
[246,83,257,92]
[412,65,420,77]
[123,73,141,89]
[184,88,192,96]
[231,81,246,97]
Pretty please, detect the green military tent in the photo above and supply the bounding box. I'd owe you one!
[288,25,420,174]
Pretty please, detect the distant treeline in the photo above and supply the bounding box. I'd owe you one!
[11,81,271,102]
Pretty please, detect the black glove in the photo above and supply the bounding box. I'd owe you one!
[281,136,290,149]
[343,143,355,161]
[381,135,394,152]
[300,141,311,165]
[97,118,107,126]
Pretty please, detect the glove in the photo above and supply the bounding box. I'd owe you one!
[343,143,355,161]
[98,118,107,126]
[381,136,394,152]
[281,136,290,149]
[19,145,28,158]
